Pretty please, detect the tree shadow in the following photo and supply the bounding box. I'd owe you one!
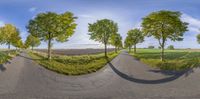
[0,64,6,72]
[108,62,193,84]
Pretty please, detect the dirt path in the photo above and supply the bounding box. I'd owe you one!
[0,51,200,99]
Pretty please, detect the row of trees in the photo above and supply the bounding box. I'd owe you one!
[1,10,188,62]
[26,10,188,61]
[124,10,188,61]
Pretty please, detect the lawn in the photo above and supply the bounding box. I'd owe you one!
[130,49,200,70]
[28,51,119,75]
[0,50,20,64]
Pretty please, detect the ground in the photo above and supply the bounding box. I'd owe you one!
[130,49,200,70]
[35,48,114,55]
[0,50,200,99]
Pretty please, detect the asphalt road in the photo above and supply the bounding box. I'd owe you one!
[0,51,200,99]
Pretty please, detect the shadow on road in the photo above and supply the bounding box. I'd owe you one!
[108,62,194,84]
[0,64,6,72]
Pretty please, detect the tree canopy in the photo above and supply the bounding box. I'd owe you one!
[0,24,21,49]
[125,29,144,53]
[25,34,41,50]
[27,11,77,59]
[142,10,188,61]
[88,19,118,57]
[110,33,122,52]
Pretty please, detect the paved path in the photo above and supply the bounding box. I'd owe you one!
[0,51,200,99]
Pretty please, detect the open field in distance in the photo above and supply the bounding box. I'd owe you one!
[130,49,200,70]
[35,48,115,56]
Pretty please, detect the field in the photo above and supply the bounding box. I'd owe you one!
[35,48,115,55]
[130,49,200,70]
[28,50,119,75]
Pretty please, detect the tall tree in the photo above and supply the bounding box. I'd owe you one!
[27,12,77,59]
[110,33,122,53]
[126,29,144,54]
[88,19,118,57]
[141,10,188,61]
[124,36,132,52]
[1,24,19,49]
[25,34,41,51]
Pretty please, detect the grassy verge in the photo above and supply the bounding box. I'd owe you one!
[28,51,120,75]
[0,50,20,64]
[130,49,200,71]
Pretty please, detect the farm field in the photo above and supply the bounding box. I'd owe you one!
[28,50,119,75]
[130,49,200,70]
[35,48,115,55]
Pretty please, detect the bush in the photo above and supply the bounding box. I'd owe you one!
[148,46,155,49]
[167,45,175,50]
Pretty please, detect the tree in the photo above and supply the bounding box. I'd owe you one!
[1,24,19,49]
[88,19,118,57]
[125,29,144,54]
[197,34,200,44]
[110,33,122,53]
[167,45,175,50]
[124,36,132,52]
[27,12,77,59]
[141,10,188,61]
[25,34,41,51]
[11,30,23,49]
[148,46,155,49]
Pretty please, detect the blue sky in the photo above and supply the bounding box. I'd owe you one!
[0,0,200,49]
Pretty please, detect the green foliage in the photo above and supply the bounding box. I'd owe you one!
[28,51,119,75]
[197,34,200,44]
[25,34,41,50]
[167,45,175,50]
[88,19,118,56]
[110,33,123,52]
[141,10,188,61]
[130,49,200,71]
[0,24,21,49]
[124,28,144,53]
[148,46,155,49]
[27,12,77,59]
[0,50,20,64]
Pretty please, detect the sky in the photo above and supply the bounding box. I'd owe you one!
[0,0,200,49]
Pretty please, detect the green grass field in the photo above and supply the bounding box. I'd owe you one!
[28,51,119,75]
[0,50,20,64]
[130,49,200,70]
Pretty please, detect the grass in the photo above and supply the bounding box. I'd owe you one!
[130,49,200,71]
[28,51,119,75]
[0,50,20,64]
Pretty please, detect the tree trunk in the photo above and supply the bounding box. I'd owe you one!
[115,46,117,53]
[48,39,52,60]
[8,43,10,50]
[104,43,107,58]
[134,44,136,54]
[32,46,33,51]
[161,46,164,61]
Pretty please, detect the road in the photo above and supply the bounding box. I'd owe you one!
[0,51,200,99]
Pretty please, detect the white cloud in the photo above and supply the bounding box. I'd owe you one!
[0,21,5,27]
[182,14,200,33]
[29,7,37,12]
